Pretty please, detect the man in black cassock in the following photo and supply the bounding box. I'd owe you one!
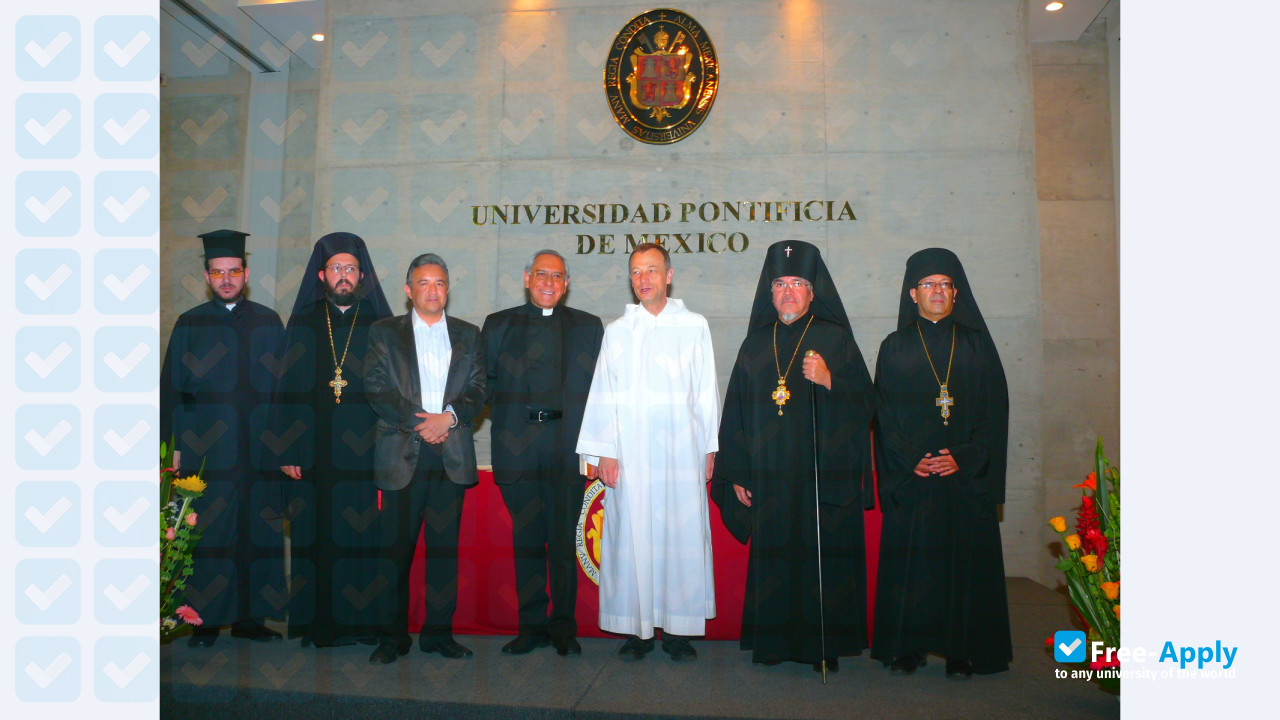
[712,240,874,672]
[481,250,603,657]
[161,230,285,647]
[267,232,393,647]
[870,247,1012,678]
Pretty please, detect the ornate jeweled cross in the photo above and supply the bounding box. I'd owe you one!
[330,368,348,404]
[772,382,791,415]
[935,384,954,425]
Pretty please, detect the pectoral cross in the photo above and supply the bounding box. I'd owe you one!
[330,368,348,403]
[935,384,953,425]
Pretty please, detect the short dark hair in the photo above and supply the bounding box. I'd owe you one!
[405,253,449,285]
[630,242,670,270]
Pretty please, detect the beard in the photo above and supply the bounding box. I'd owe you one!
[778,310,802,323]
[325,278,362,307]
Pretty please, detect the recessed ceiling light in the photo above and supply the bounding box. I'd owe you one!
[311,33,325,42]
[1046,2,1064,10]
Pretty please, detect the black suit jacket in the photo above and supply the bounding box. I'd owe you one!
[481,303,603,485]
[365,312,486,490]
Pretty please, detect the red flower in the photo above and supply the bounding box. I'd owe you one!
[1076,494,1107,565]
[1073,472,1097,492]
[176,605,202,626]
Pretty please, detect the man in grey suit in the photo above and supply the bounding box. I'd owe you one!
[364,253,486,664]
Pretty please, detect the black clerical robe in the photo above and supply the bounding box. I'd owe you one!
[871,315,1012,673]
[713,314,874,664]
[160,299,284,627]
[267,299,390,645]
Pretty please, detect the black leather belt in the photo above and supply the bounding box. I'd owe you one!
[527,409,563,422]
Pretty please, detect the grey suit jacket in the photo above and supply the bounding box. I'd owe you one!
[365,312,486,490]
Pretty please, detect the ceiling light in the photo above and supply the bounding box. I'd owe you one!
[311,32,325,42]
[1045,2,1064,10]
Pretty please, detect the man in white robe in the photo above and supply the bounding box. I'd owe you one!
[576,243,720,662]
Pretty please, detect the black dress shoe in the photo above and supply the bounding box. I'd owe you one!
[231,621,283,642]
[812,657,839,673]
[756,659,784,667]
[369,640,408,665]
[661,635,697,662]
[188,627,219,648]
[891,652,926,675]
[617,636,654,661]
[501,634,551,655]
[552,636,582,656]
[419,637,473,659]
[945,658,973,679]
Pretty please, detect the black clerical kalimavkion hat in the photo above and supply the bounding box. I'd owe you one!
[198,229,249,261]
[748,240,851,331]
[288,231,393,318]
[896,247,989,333]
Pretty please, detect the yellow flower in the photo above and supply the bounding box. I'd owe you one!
[1113,605,1120,621]
[1080,554,1099,572]
[1100,581,1120,600]
[1049,516,1067,533]
[1064,534,1081,551]
[173,475,206,493]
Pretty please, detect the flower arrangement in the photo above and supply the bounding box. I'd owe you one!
[1049,438,1120,668]
[160,439,206,639]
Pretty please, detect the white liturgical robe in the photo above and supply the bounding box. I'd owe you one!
[576,299,721,638]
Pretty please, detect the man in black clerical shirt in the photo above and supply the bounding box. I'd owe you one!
[871,247,1012,678]
[269,232,393,647]
[482,250,603,657]
[712,240,874,673]
[161,230,284,647]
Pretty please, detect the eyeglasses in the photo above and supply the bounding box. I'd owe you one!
[208,268,244,279]
[917,281,954,291]
[326,264,359,276]
[530,270,565,282]
[771,279,811,290]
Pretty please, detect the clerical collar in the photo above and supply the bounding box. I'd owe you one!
[542,307,553,316]
[223,301,238,311]
[330,299,353,314]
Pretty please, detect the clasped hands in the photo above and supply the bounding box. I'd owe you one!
[415,411,454,444]
[914,448,959,477]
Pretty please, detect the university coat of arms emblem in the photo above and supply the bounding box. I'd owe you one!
[605,9,718,144]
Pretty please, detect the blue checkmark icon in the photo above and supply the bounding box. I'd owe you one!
[1054,629,1087,663]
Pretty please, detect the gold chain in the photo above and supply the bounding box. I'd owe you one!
[916,322,956,425]
[325,300,360,404]
[771,315,814,415]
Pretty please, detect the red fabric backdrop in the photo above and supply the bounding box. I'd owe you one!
[409,471,882,640]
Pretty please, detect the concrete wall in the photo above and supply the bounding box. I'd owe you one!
[1032,13,1120,579]
[160,0,1060,580]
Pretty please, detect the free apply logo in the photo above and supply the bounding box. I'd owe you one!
[1051,629,1239,681]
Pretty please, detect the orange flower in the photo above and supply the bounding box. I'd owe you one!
[1113,605,1120,621]
[1100,581,1120,600]
[185,512,198,527]
[165,527,175,541]
[1080,554,1099,572]
[1074,472,1097,492]
[1049,516,1067,532]
[1064,534,1081,551]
